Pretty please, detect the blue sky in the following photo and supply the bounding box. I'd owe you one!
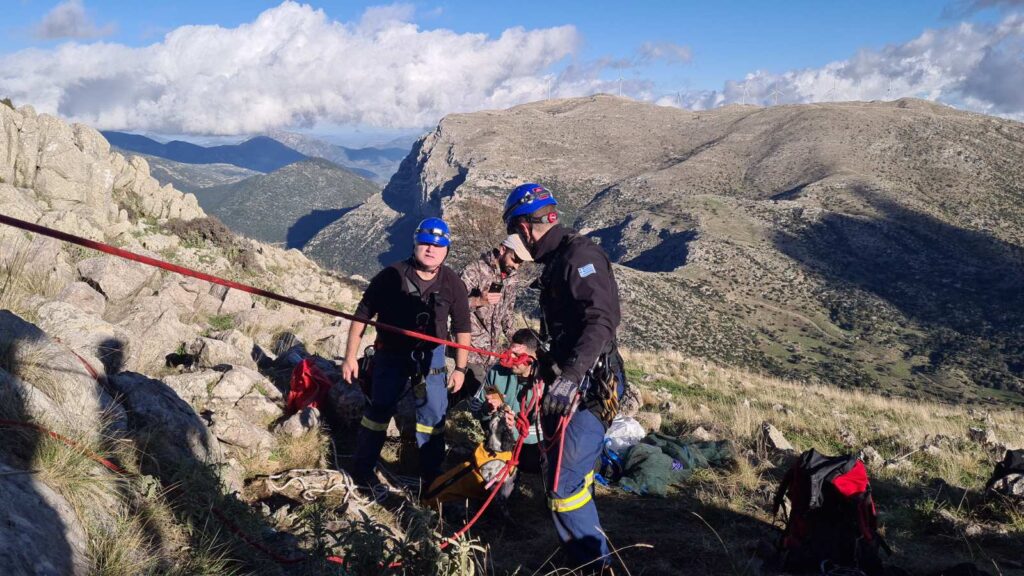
[2,0,1022,142]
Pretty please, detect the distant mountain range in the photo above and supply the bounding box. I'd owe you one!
[265,130,409,184]
[118,151,259,193]
[103,131,306,173]
[192,157,378,249]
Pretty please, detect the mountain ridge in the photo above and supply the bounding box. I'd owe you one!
[307,95,1024,403]
[102,131,307,173]
[193,157,379,249]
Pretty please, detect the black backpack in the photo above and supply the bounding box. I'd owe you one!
[772,449,892,575]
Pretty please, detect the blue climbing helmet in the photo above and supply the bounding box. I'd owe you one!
[502,183,558,225]
[413,217,451,247]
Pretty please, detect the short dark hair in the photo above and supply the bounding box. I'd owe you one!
[511,328,541,353]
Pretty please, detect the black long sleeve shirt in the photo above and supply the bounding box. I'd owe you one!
[533,225,620,382]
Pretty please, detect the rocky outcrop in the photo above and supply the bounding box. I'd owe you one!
[0,455,89,576]
[0,104,205,244]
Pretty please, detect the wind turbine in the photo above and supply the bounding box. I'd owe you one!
[741,83,749,105]
[546,78,552,101]
[769,87,783,106]
[618,76,623,97]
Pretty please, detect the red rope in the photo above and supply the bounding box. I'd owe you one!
[0,213,508,361]
[0,212,549,567]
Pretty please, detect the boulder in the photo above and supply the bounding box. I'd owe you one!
[189,337,257,371]
[77,254,156,301]
[210,366,265,403]
[234,388,284,422]
[275,407,322,438]
[211,329,256,360]
[0,456,89,576]
[968,427,999,446]
[13,106,40,189]
[116,296,200,374]
[0,311,108,441]
[107,372,224,471]
[162,370,222,406]
[218,288,254,315]
[0,183,43,223]
[56,281,106,317]
[762,422,795,453]
[635,411,663,434]
[35,300,128,374]
[861,446,883,467]
[687,426,716,442]
[208,409,277,451]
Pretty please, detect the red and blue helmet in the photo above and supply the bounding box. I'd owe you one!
[413,217,451,247]
[502,183,558,225]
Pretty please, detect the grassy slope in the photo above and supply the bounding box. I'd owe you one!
[474,350,1024,576]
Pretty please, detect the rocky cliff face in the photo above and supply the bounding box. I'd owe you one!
[0,104,367,574]
[310,95,1024,402]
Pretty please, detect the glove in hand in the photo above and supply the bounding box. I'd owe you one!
[542,376,579,417]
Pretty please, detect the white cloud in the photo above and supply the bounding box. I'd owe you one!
[34,0,115,40]
[637,41,692,65]
[668,14,1024,121]
[2,1,579,133]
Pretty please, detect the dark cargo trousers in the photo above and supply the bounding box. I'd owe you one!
[353,346,448,485]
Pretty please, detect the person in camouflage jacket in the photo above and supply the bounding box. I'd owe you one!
[457,234,533,400]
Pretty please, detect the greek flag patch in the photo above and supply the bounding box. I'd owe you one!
[578,263,596,278]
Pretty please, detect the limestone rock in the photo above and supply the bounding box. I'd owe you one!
[78,254,157,301]
[0,183,43,223]
[108,371,224,471]
[116,296,200,373]
[210,366,265,403]
[56,281,106,316]
[276,407,321,438]
[189,336,257,371]
[688,426,716,442]
[0,311,109,442]
[218,288,254,315]
[861,446,883,467]
[762,422,795,453]
[0,456,89,576]
[968,427,999,446]
[35,300,127,374]
[209,410,276,451]
[635,411,663,434]
[162,370,223,406]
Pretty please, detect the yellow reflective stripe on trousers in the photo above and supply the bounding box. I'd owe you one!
[416,422,443,435]
[549,470,595,513]
[361,416,388,431]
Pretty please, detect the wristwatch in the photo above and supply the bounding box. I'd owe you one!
[454,366,468,374]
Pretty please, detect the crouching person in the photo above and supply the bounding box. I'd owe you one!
[470,328,544,482]
[341,218,472,491]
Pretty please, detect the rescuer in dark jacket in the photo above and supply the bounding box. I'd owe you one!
[503,183,625,573]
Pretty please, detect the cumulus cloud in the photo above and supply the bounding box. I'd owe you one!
[637,41,692,65]
[665,14,1024,121]
[34,0,115,40]
[2,1,579,133]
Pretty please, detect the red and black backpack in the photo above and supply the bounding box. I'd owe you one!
[773,449,892,575]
